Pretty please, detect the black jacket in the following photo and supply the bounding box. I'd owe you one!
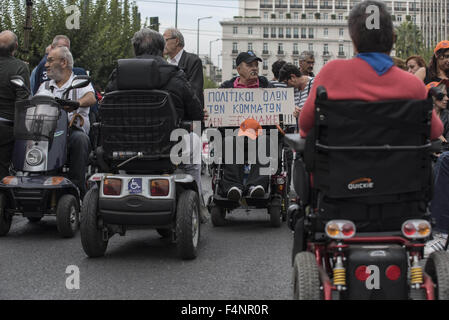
[105,55,203,121]
[178,50,204,106]
[0,56,30,121]
[220,76,274,89]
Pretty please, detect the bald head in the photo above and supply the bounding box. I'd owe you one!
[0,30,18,57]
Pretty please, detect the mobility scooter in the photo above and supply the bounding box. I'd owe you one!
[80,59,202,259]
[0,75,91,238]
[281,86,449,300]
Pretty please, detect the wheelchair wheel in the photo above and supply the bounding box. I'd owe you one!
[0,193,11,236]
[293,252,321,300]
[80,186,108,257]
[176,190,200,260]
[56,194,79,238]
[269,198,282,228]
[424,251,449,300]
[211,205,226,227]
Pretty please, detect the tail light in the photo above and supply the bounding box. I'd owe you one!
[44,177,64,186]
[103,178,122,196]
[2,176,18,185]
[150,179,169,196]
[401,220,431,239]
[325,220,356,239]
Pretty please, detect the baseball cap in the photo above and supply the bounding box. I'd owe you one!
[236,51,262,67]
[426,81,442,90]
[238,118,263,140]
[434,40,449,54]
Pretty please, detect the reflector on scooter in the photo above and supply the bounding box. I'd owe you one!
[103,178,122,196]
[150,179,169,196]
[2,176,18,185]
[43,177,64,186]
[325,220,356,239]
[401,220,431,239]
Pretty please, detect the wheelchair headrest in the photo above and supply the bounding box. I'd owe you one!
[117,59,160,90]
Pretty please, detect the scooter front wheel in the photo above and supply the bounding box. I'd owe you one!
[56,194,79,238]
[0,193,12,236]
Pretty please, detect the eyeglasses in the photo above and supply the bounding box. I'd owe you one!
[438,54,449,60]
[164,37,176,42]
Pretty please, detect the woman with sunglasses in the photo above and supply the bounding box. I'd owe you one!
[418,40,449,84]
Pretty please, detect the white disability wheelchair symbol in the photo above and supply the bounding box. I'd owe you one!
[130,179,140,190]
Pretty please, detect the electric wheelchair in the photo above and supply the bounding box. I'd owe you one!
[281,86,449,300]
[80,59,202,259]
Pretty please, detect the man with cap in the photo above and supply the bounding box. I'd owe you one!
[219,51,274,201]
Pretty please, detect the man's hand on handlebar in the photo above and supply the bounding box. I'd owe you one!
[55,97,80,112]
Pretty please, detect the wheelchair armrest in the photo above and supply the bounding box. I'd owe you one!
[284,134,306,152]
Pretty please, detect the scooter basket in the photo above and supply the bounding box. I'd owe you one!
[14,95,60,142]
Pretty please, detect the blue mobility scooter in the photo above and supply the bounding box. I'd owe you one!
[80,59,202,259]
[0,75,91,238]
[281,86,449,300]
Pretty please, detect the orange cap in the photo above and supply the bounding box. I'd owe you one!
[434,40,449,54]
[426,81,442,91]
[238,118,263,140]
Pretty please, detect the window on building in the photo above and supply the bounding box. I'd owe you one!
[278,43,284,53]
[338,14,343,20]
[294,59,299,67]
[324,13,328,20]
[324,28,328,36]
[263,60,268,70]
[264,12,268,19]
[279,12,284,19]
[293,43,299,54]
[248,43,253,51]
[308,28,314,38]
[271,27,276,38]
[301,27,307,38]
[308,43,313,52]
[324,0,329,6]
[279,27,284,38]
[263,27,269,38]
[286,28,291,38]
[339,28,344,36]
[324,43,328,54]
[308,13,313,19]
[233,26,238,34]
[323,58,328,65]
[263,42,268,53]
[339,43,344,54]
[397,15,402,22]
[232,60,236,69]
[294,12,299,19]
[294,28,299,38]
[248,26,253,35]
[233,42,238,52]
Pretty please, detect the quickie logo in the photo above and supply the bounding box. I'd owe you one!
[348,177,374,190]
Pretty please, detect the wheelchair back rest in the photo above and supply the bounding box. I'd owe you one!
[308,87,433,201]
[117,58,161,90]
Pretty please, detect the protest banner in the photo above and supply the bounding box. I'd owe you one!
[204,88,296,127]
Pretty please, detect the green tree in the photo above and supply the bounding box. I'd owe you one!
[204,76,218,89]
[395,21,423,59]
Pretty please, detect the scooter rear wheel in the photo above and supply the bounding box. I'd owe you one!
[56,194,79,238]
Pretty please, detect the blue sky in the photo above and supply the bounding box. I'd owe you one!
[135,0,240,67]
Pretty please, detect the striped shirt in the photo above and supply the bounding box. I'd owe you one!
[298,77,314,108]
[269,80,287,88]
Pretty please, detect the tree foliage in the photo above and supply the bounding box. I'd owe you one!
[395,21,425,60]
[0,0,142,88]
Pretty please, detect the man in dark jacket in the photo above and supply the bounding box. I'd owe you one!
[0,30,30,179]
[219,51,274,201]
[105,28,208,221]
[163,28,204,106]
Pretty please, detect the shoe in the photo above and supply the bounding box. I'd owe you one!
[424,232,448,258]
[248,185,265,198]
[227,187,242,202]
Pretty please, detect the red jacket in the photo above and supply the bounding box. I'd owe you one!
[299,57,443,140]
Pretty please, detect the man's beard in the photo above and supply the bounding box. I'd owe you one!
[48,64,64,82]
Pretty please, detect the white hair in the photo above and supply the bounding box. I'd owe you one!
[54,46,74,69]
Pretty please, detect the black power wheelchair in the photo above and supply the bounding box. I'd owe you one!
[208,124,290,227]
[281,86,449,300]
[80,59,202,259]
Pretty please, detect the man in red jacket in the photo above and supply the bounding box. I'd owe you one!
[299,0,443,140]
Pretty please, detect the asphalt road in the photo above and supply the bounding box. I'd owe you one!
[0,175,294,300]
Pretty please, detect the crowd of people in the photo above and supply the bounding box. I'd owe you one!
[1,0,449,255]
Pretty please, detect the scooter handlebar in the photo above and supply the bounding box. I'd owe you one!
[55,98,80,111]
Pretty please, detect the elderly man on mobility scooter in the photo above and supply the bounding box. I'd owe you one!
[80,28,206,259]
[281,0,449,300]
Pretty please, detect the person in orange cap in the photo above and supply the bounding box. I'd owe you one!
[426,81,449,141]
[420,40,449,84]
[221,117,269,201]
